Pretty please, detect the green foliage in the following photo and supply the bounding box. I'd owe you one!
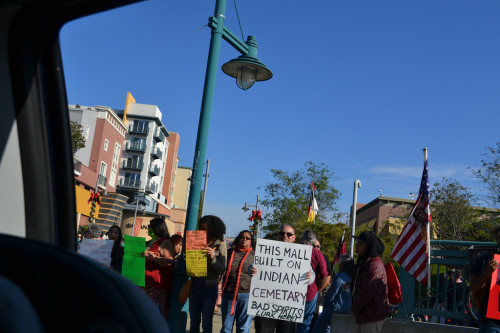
[471,142,500,208]
[431,178,482,241]
[70,121,86,154]
[261,161,341,232]
[261,161,345,260]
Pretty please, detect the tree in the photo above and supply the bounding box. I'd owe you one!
[260,161,345,259]
[431,178,482,241]
[70,121,86,154]
[471,142,500,208]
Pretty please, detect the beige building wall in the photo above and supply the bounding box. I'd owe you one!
[172,167,191,210]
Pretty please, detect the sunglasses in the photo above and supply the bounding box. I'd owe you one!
[278,231,294,238]
[313,245,321,248]
[240,236,252,241]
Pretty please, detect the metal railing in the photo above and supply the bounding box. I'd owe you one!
[97,174,107,188]
[129,124,149,135]
[123,160,144,170]
[119,178,141,189]
[397,239,496,325]
[153,130,165,142]
[151,147,162,160]
[126,142,146,152]
[148,165,160,176]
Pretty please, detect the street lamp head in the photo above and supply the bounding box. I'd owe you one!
[221,36,273,90]
[242,203,250,211]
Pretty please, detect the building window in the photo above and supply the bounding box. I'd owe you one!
[108,143,121,187]
[104,139,109,151]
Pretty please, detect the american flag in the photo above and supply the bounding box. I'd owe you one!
[390,159,431,284]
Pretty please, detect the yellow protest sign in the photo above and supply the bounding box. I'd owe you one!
[186,230,207,277]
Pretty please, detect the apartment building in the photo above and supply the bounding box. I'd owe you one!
[69,104,127,227]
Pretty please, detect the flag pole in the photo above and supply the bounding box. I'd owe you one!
[423,147,431,295]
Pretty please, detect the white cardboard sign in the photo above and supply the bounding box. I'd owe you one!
[248,238,312,323]
[79,239,114,266]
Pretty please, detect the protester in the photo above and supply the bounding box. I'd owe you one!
[255,223,311,333]
[314,239,332,275]
[107,225,124,273]
[351,231,389,333]
[470,224,500,332]
[312,254,354,333]
[170,234,183,259]
[446,268,465,326]
[430,273,447,324]
[312,238,332,326]
[220,230,255,333]
[85,223,101,239]
[189,215,227,333]
[297,229,329,333]
[143,218,175,320]
[77,233,83,250]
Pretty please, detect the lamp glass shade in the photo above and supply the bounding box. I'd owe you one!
[237,66,257,90]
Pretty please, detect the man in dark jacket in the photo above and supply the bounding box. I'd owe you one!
[351,231,389,333]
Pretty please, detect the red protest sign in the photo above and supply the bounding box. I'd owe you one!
[486,254,500,320]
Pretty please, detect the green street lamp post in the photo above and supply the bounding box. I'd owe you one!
[169,1,272,332]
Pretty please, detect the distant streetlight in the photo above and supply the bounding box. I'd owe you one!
[242,194,261,238]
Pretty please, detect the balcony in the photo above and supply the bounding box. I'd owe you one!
[126,142,146,153]
[153,130,165,143]
[118,178,141,189]
[97,174,107,189]
[123,160,144,171]
[74,159,82,176]
[145,182,158,194]
[129,124,149,136]
[151,147,162,160]
[148,165,160,176]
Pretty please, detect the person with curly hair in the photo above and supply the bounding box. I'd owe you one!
[220,230,255,333]
[189,215,227,333]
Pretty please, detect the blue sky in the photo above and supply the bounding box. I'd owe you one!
[61,0,500,236]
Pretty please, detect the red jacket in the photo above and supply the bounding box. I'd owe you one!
[351,256,389,324]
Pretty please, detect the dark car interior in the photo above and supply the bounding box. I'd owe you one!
[0,0,170,331]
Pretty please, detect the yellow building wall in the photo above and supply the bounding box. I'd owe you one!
[75,185,100,217]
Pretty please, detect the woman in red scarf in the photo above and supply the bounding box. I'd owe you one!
[220,230,255,333]
[143,218,174,320]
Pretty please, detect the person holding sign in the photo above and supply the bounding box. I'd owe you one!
[254,223,314,333]
[107,225,124,273]
[296,229,329,333]
[189,215,227,333]
[220,230,255,333]
[143,218,175,320]
[351,231,389,333]
[470,225,500,332]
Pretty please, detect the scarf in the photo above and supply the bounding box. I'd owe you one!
[221,247,252,316]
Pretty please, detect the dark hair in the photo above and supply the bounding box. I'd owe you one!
[149,218,170,239]
[279,223,294,232]
[340,259,355,280]
[199,215,226,242]
[171,234,183,244]
[107,225,123,248]
[234,230,256,250]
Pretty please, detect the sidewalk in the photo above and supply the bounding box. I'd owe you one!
[186,310,256,333]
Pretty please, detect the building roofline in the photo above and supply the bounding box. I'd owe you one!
[356,196,416,214]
